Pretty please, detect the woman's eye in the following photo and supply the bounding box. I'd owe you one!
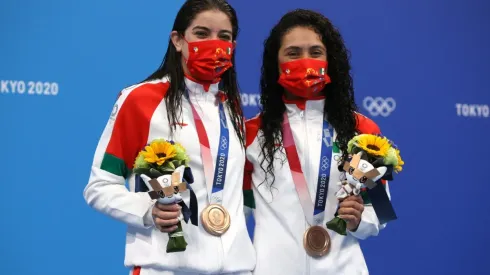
[195,32,207,37]
[219,35,232,41]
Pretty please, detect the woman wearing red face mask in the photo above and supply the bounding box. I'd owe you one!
[243,9,392,275]
[83,1,255,274]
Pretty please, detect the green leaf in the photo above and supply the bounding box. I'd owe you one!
[172,160,181,167]
[149,168,163,178]
[162,167,175,172]
[167,161,175,170]
[133,167,151,176]
[351,147,362,154]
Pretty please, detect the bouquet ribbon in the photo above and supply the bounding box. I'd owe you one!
[179,176,198,226]
[363,173,397,224]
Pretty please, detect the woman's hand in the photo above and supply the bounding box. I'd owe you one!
[338,195,365,232]
[152,203,181,232]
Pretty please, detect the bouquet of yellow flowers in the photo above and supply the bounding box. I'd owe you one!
[133,139,197,253]
[326,134,404,235]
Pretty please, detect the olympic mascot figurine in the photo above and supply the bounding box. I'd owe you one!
[334,152,387,200]
[140,165,187,205]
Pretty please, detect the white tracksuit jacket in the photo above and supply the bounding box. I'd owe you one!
[243,98,391,275]
[83,76,256,275]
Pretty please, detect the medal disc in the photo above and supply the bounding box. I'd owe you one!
[201,204,230,236]
[303,226,331,257]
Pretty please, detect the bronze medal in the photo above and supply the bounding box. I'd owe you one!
[201,204,230,236]
[303,225,331,257]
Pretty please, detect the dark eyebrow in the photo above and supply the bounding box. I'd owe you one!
[284,46,302,51]
[192,26,211,32]
[192,26,232,36]
[284,45,326,52]
[310,45,326,51]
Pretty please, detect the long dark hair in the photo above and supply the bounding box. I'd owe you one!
[144,0,244,147]
[259,9,358,184]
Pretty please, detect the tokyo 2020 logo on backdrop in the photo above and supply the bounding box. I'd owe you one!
[455,103,489,118]
[1,80,59,96]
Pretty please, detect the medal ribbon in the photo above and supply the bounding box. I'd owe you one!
[282,112,333,225]
[185,89,229,205]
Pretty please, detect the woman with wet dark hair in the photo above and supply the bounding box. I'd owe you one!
[84,1,255,274]
[243,9,391,274]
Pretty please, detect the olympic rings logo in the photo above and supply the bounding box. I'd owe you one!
[220,136,228,150]
[211,195,222,203]
[320,156,330,171]
[362,96,396,117]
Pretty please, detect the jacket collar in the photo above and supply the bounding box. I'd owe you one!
[283,95,325,118]
[184,74,220,97]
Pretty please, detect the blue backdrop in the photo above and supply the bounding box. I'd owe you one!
[1,0,489,274]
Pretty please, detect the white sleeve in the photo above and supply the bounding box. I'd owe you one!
[83,89,156,229]
[84,168,155,229]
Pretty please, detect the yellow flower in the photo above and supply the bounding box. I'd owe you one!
[142,140,177,166]
[394,149,404,172]
[354,134,391,157]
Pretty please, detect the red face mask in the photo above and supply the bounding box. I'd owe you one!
[184,39,234,82]
[278,59,331,98]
